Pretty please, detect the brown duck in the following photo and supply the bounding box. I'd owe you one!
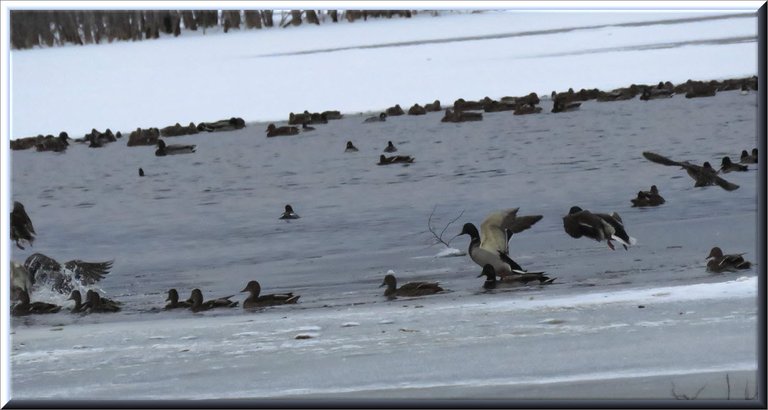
[83,290,121,313]
[266,123,299,137]
[380,273,444,299]
[706,247,752,273]
[631,185,665,207]
[188,288,238,312]
[165,288,191,309]
[740,149,757,164]
[642,152,739,191]
[241,280,300,309]
[719,156,748,173]
[68,290,87,313]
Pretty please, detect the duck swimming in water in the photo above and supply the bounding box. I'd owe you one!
[631,185,665,207]
[279,204,300,220]
[345,141,359,152]
[563,206,635,250]
[241,280,300,309]
[155,139,196,156]
[459,208,543,279]
[740,148,757,164]
[383,141,398,153]
[164,288,191,309]
[188,288,238,312]
[12,290,61,316]
[719,156,748,173]
[706,247,752,273]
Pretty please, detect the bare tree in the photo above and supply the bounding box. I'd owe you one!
[427,206,465,248]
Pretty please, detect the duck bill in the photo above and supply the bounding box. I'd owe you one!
[240,287,248,293]
[378,282,386,288]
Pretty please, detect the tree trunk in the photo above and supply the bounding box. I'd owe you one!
[244,10,262,29]
[305,10,320,25]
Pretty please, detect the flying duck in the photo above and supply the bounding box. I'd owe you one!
[165,288,191,309]
[630,185,665,207]
[266,123,299,137]
[24,253,113,294]
[740,149,757,164]
[345,141,359,152]
[719,156,748,173]
[563,206,635,250]
[241,280,300,309]
[384,141,398,153]
[378,155,414,165]
[379,273,444,299]
[642,152,739,191]
[458,208,543,278]
[155,139,196,156]
[706,247,752,273]
[11,201,35,250]
[364,113,387,123]
[478,264,554,290]
[188,288,238,312]
[279,204,300,220]
[12,290,62,316]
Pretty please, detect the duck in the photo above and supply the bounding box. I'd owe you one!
[719,156,748,173]
[197,117,246,132]
[458,208,543,279]
[155,139,196,156]
[266,123,299,137]
[241,280,300,309]
[477,264,554,290]
[83,290,122,313]
[383,141,398,153]
[551,100,581,113]
[706,247,752,273]
[288,111,312,125]
[279,204,300,220]
[562,206,635,250]
[379,273,444,299]
[11,201,36,250]
[164,288,191,309]
[630,185,665,207]
[441,108,483,123]
[642,152,739,191]
[378,154,415,165]
[424,100,441,112]
[24,253,113,294]
[188,288,238,312]
[35,133,70,152]
[344,141,359,152]
[740,149,757,164]
[407,104,427,115]
[301,123,316,132]
[639,87,673,100]
[364,112,387,123]
[68,290,87,313]
[385,105,405,116]
[138,168,145,177]
[11,290,62,316]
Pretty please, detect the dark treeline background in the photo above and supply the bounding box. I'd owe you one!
[10,10,434,50]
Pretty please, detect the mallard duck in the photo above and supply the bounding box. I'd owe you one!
[364,113,387,123]
[383,141,398,153]
[740,149,757,164]
[266,123,299,137]
[35,133,69,152]
[408,104,427,115]
[155,139,196,156]
[83,290,121,313]
[68,290,86,313]
[11,201,35,250]
[385,105,405,116]
[12,290,61,316]
[345,141,359,152]
[642,152,739,191]
[241,280,300,309]
[458,208,543,278]
[197,117,245,132]
[563,206,635,250]
[188,288,238,312]
[379,273,444,299]
[706,247,752,273]
[477,264,554,290]
[165,288,191,309]
[631,185,665,207]
[24,253,113,294]
[720,156,748,173]
[279,204,300,220]
[424,100,441,112]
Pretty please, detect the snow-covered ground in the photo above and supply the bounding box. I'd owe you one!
[7,8,759,138]
[2,5,762,405]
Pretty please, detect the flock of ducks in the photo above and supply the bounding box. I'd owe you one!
[9,77,758,317]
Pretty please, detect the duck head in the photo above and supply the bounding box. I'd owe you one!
[241,280,261,297]
[266,124,276,132]
[346,141,356,149]
[702,162,713,170]
[741,150,750,159]
[459,223,479,240]
[284,204,294,214]
[68,290,82,304]
[752,148,758,157]
[189,289,204,305]
[379,154,387,163]
[166,289,180,303]
[157,139,167,149]
[650,185,659,194]
[568,206,583,215]
[387,141,394,148]
[706,247,724,260]
[380,274,397,290]
[721,156,733,166]
[379,113,387,120]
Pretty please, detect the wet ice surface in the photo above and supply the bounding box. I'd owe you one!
[9,90,759,400]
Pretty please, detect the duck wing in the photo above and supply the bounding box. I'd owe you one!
[398,281,443,295]
[642,151,682,167]
[480,208,519,254]
[563,210,607,240]
[710,174,740,191]
[595,212,635,248]
[63,259,113,285]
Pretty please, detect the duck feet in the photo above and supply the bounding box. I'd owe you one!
[607,241,615,251]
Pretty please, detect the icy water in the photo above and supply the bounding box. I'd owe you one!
[9,90,760,400]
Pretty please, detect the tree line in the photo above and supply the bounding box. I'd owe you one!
[10,10,424,50]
